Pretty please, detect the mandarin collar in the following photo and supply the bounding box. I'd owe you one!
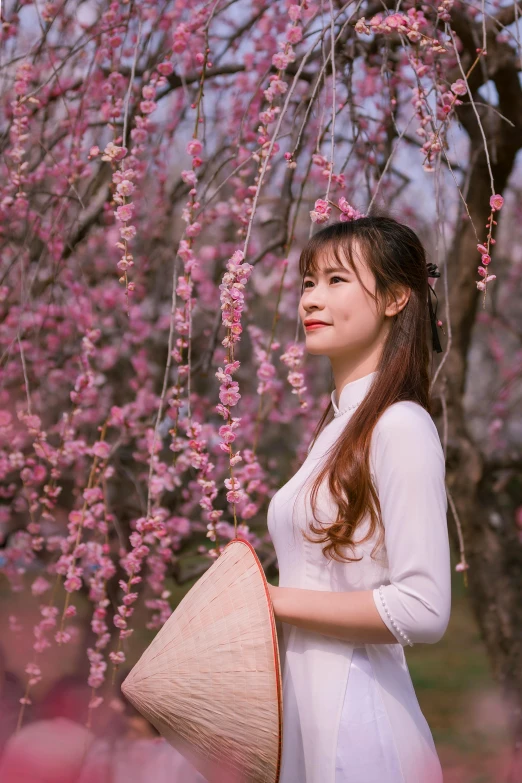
[330,371,379,417]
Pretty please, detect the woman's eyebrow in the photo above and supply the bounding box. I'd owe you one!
[324,266,350,274]
[304,266,350,277]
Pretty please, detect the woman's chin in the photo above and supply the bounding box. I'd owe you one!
[304,344,330,356]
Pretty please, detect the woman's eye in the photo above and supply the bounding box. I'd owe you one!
[302,276,345,289]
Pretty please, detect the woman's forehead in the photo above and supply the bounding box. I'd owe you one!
[306,239,363,274]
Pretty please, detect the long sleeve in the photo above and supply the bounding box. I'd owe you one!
[370,402,451,646]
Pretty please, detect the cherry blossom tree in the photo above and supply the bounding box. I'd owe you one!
[1,0,521,775]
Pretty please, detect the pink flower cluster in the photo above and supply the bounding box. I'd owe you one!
[338,197,364,222]
[213,248,257,539]
[310,196,364,224]
[280,342,308,410]
[307,153,346,188]
[108,516,157,667]
[409,68,467,170]
[218,250,253,349]
[476,195,503,295]
[310,198,331,223]
[6,62,34,215]
[248,323,281,398]
[166,132,208,434]
[84,536,116,707]
[355,9,443,49]
[265,3,303,99]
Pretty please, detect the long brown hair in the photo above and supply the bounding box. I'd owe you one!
[298,216,437,564]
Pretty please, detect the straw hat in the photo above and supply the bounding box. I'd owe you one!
[121,538,283,783]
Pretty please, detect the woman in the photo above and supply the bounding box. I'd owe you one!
[267,217,451,783]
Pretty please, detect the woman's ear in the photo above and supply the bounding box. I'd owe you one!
[384,285,411,317]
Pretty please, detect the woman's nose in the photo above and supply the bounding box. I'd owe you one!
[302,282,327,305]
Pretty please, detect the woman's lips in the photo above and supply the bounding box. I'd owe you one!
[305,322,329,330]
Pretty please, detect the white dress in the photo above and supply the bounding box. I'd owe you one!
[267,370,451,783]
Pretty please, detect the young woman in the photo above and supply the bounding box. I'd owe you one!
[267,217,451,783]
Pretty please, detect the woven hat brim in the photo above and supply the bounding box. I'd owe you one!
[122,538,283,783]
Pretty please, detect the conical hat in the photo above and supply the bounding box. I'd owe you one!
[121,538,283,783]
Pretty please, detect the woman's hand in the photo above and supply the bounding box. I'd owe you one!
[267,582,277,607]
[267,583,281,620]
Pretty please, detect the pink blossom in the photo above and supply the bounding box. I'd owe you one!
[369,13,383,27]
[120,225,137,241]
[92,441,111,459]
[178,240,193,261]
[31,576,51,596]
[219,425,236,444]
[139,100,157,114]
[226,489,246,504]
[310,198,331,223]
[181,169,197,186]
[186,222,202,237]
[310,209,328,223]
[355,18,371,34]
[313,198,329,214]
[286,25,302,44]
[489,193,504,211]
[109,406,126,426]
[116,179,135,196]
[176,277,192,301]
[224,477,241,491]
[157,61,173,76]
[64,575,82,592]
[338,197,364,220]
[83,487,103,504]
[451,79,467,96]
[272,52,292,70]
[288,371,305,388]
[219,386,241,406]
[101,142,127,161]
[115,203,135,222]
[173,24,188,53]
[187,139,203,156]
[385,13,407,28]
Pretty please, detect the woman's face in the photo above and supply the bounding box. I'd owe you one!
[299,240,388,359]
